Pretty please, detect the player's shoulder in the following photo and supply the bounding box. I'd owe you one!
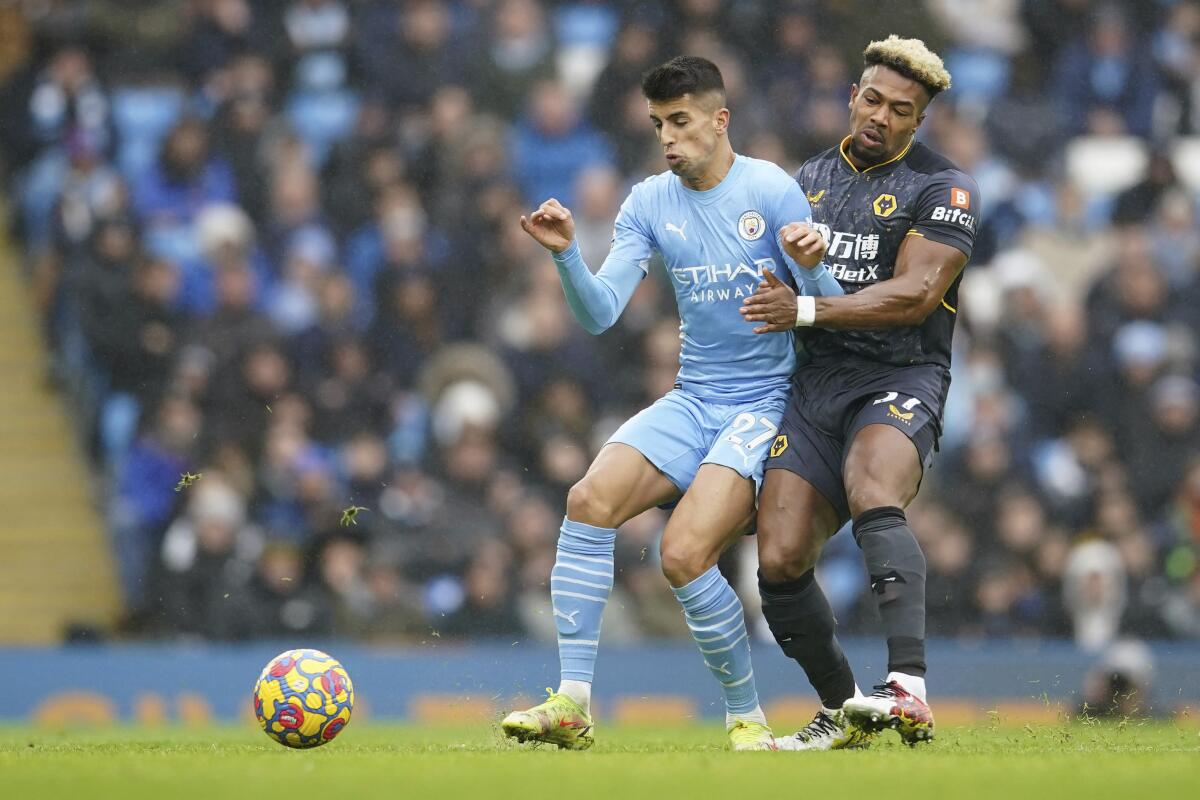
[628,169,675,196]
[735,154,794,185]
[622,170,675,215]
[795,144,841,182]
[905,142,977,188]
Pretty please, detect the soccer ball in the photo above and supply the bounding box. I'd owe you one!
[253,648,354,748]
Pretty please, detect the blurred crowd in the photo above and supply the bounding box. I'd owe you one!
[0,0,1197,654]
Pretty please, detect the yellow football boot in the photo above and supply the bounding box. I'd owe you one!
[501,689,595,750]
[727,719,777,751]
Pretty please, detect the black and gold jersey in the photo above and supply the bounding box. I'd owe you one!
[795,137,980,368]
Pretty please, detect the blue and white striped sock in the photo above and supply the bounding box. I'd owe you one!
[674,565,761,716]
[552,518,616,697]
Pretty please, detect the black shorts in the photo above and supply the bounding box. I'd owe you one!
[766,357,951,525]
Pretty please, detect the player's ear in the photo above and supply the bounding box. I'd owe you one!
[848,83,859,110]
[714,106,729,136]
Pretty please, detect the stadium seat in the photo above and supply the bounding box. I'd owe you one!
[554,3,619,97]
[285,89,360,167]
[1064,136,1148,195]
[111,86,186,182]
[943,48,1011,105]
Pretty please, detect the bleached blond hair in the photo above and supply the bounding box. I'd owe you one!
[863,35,952,97]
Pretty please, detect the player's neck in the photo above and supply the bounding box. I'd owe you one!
[681,146,735,191]
[842,135,911,172]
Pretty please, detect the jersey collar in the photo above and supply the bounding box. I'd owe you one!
[838,135,914,175]
[678,153,745,204]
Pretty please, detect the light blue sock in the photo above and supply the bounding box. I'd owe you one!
[552,518,616,684]
[673,565,760,715]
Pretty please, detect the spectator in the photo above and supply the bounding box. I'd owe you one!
[110,394,203,609]
[355,0,461,111]
[1053,5,1160,136]
[442,539,525,638]
[571,165,622,269]
[179,0,260,83]
[217,539,332,639]
[1127,377,1200,517]
[315,532,372,636]
[1063,539,1128,652]
[132,117,236,231]
[156,473,260,636]
[469,0,556,120]
[510,79,614,208]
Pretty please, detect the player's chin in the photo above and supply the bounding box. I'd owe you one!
[665,157,688,174]
[851,133,886,160]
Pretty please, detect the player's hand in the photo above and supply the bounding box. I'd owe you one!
[739,268,798,334]
[779,222,828,268]
[520,198,576,254]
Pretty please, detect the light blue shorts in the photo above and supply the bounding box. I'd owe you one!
[606,387,789,495]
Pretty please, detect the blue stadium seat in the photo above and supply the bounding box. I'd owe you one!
[944,48,1011,104]
[285,89,360,166]
[111,86,186,182]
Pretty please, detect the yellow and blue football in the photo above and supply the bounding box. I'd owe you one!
[253,648,354,748]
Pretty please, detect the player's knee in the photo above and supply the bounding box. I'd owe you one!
[757,534,821,584]
[844,432,921,517]
[565,479,621,527]
[845,479,902,519]
[659,534,715,587]
[756,510,823,583]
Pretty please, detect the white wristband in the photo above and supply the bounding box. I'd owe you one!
[795,294,816,327]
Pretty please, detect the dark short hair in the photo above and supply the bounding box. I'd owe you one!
[641,56,725,103]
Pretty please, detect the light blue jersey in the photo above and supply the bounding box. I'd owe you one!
[553,154,839,404]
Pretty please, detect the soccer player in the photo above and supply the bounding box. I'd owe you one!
[499,56,841,751]
[738,36,980,749]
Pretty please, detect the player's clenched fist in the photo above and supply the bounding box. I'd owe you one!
[779,222,827,268]
[520,198,576,254]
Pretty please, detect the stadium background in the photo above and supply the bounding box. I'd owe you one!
[0,0,1198,723]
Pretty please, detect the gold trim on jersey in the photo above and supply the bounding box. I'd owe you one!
[839,135,915,174]
[941,299,957,314]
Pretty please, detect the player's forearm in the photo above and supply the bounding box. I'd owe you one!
[551,241,627,335]
[812,279,936,329]
[797,263,845,298]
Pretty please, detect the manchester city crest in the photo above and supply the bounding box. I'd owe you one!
[738,210,765,241]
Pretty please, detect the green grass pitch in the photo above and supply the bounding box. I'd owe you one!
[2,722,1197,799]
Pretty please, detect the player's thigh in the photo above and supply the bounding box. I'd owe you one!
[757,467,841,581]
[700,391,788,494]
[660,463,757,584]
[601,390,709,496]
[842,423,924,517]
[568,442,680,527]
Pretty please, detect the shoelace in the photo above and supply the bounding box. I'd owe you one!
[866,682,901,699]
[794,712,840,741]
